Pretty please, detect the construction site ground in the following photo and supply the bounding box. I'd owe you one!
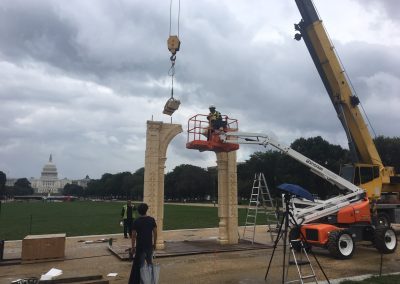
[1,224,399,284]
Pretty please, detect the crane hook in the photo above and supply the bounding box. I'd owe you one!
[168,35,180,55]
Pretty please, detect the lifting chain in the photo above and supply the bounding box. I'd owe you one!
[167,36,179,98]
[163,0,181,116]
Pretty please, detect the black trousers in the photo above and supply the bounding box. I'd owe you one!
[128,247,153,284]
[123,219,133,237]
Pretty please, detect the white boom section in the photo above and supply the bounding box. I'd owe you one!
[220,132,366,224]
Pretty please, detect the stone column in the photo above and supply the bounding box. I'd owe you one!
[216,151,238,245]
[143,121,182,249]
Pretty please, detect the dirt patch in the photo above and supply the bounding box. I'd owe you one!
[1,226,399,284]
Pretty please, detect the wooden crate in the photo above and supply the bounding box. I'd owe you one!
[22,233,66,262]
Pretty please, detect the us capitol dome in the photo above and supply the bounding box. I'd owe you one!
[41,154,58,180]
[28,154,90,195]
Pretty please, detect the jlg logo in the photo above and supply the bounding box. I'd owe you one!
[306,159,323,171]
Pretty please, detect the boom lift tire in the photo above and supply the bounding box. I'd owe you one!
[374,227,398,254]
[327,230,355,259]
[289,226,311,252]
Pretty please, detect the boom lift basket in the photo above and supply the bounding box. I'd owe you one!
[186,114,239,152]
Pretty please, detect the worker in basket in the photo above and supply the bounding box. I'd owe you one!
[207,105,226,139]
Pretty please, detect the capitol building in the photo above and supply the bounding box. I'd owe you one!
[6,154,90,195]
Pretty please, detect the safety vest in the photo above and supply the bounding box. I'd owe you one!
[208,111,221,122]
[122,204,136,219]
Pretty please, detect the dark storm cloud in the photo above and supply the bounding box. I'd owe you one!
[0,0,170,97]
[381,0,400,22]
[355,0,400,22]
[0,1,79,69]
[0,0,399,179]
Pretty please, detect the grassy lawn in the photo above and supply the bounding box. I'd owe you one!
[341,275,400,284]
[0,201,269,240]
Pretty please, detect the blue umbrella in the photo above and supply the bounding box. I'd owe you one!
[277,183,314,202]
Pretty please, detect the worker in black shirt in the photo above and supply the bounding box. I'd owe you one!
[129,203,157,284]
[121,200,137,238]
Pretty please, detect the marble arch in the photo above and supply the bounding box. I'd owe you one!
[143,120,238,249]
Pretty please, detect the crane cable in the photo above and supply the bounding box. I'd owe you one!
[169,0,180,38]
[336,51,378,138]
[168,0,181,99]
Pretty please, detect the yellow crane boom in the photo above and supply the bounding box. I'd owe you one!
[294,0,400,199]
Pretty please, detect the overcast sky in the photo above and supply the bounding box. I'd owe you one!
[1,0,399,179]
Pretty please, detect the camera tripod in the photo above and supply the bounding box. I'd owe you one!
[264,193,330,284]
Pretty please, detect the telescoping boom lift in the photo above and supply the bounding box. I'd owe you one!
[221,132,364,224]
[219,131,397,259]
[294,0,400,225]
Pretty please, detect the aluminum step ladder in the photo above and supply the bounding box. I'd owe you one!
[242,173,278,243]
[285,240,318,284]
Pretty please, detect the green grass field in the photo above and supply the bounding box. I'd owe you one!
[0,201,268,240]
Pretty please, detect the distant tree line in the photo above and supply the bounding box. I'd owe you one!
[0,177,34,198]
[71,168,145,199]
[1,136,399,201]
[82,135,400,201]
